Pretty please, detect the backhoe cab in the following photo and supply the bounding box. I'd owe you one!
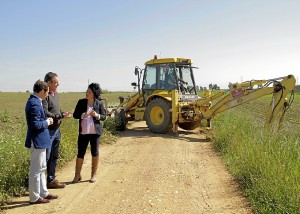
[141,57,197,96]
[110,56,296,134]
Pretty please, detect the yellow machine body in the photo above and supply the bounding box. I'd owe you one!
[109,56,296,133]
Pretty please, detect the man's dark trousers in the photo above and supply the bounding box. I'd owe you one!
[46,129,61,183]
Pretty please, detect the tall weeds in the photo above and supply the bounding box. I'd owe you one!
[213,110,300,213]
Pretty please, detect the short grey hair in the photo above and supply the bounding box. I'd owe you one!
[44,72,58,83]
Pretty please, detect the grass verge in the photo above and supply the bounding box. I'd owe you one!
[212,110,300,213]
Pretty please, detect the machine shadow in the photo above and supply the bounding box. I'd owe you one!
[119,123,211,143]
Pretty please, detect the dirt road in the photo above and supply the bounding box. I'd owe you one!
[3,121,251,214]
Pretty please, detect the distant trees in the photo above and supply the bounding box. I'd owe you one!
[197,86,207,91]
[208,83,220,90]
[198,81,266,92]
[197,84,220,91]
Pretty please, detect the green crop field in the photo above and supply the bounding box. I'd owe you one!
[0,91,134,205]
[0,91,299,213]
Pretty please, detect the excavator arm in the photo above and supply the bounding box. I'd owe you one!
[199,75,296,130]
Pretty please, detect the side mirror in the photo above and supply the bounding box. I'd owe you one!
[134,67,139,75]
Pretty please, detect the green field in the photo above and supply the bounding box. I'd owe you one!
[0,91,134,204]
[0,91,299,213]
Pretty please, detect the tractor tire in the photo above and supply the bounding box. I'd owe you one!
[115,109,126,131]
[178,121,200,130]
[145,98,172,134]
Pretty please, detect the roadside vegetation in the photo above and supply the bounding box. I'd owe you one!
[0,91,299,213]
[212,93,300,213]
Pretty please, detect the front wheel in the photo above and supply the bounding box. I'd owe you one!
[145,98,172,134]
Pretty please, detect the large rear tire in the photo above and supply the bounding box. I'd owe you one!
[115,109,126,131]
[145,98,172,134]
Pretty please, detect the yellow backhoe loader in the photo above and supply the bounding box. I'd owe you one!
[109,56,296,134]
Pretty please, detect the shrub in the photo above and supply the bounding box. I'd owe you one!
[0,110,11,123]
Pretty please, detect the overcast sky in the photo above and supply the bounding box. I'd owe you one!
[0,0,299,92]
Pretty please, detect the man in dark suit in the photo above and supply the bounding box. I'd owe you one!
[43,72,72,189]
[25,80,58,204]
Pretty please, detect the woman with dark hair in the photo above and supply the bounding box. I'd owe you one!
[72,83,106,183]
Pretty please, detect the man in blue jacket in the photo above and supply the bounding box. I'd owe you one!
[25,80,59,204]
